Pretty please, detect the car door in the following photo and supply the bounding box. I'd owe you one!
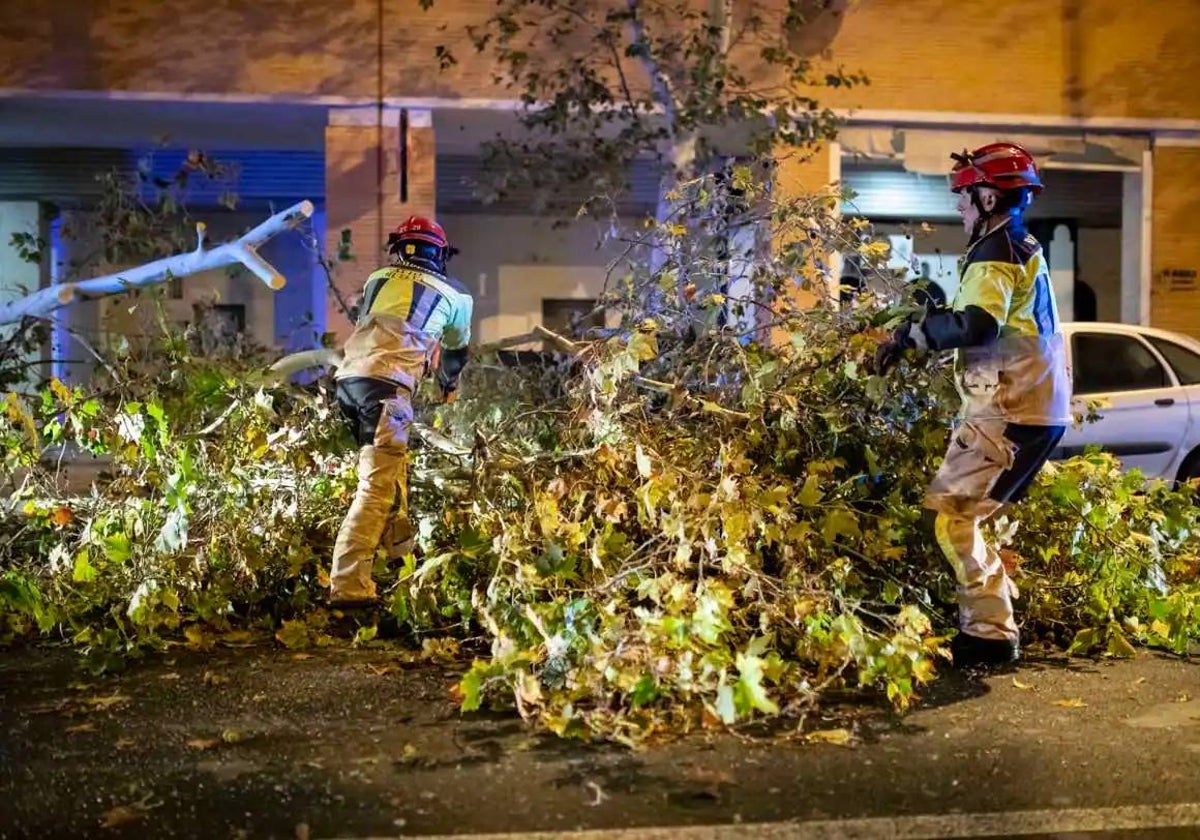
[1061,330,1188,480]
[1141,333,1200,477]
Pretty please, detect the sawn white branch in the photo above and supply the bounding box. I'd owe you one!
[0,200,315,326]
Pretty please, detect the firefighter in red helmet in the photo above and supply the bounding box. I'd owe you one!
[329,215,474,607]
[874,143,1072,668]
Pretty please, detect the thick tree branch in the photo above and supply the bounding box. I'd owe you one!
[0,201,315,326]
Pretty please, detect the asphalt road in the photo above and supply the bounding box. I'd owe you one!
[3,643,1200,840]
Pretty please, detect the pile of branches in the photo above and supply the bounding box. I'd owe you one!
[3,173,1199,743]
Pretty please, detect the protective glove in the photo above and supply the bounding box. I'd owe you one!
[872,322,915,376]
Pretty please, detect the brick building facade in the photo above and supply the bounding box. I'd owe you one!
[1,0,1198,343]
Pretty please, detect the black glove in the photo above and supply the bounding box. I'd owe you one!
[873,323,915,376]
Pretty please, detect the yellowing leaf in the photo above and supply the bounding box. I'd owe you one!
[65,722,96,733]
[275,619,312,650]
[184,624,214,651]
[85,694,130,710]
[352,625,378,647]
[99,805,144,829]
[807,728,854,746]
[1106,630,1137,659]
[186,737,221,750]
[796,474,822,508]
[1011,678,1035,691]
[1052,698,1087,708]
[220,630,258,647]
[820,508,861,545]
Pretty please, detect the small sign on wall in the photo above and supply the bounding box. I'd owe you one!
[1158,268,1198,292]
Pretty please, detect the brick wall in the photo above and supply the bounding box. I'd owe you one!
[323,110,436,341]
[767,145,837,343]
[1,1,1198,121]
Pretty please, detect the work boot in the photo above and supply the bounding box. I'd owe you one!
[951,632,1020,669]
[327,599,404,641]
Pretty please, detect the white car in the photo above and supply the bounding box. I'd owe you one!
[1059,322,1200,486]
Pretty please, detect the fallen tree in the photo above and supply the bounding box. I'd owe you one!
[3,171,1199,744]
[0,201,315,325]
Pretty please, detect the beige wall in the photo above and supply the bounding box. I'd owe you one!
[439,214,622,344]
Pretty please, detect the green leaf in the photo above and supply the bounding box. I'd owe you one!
[882,580,901,605]
[459,663,488,712]
[733,653,779,716]
[103,534,132,564]
[1068,627,1101,655]
[1105,629,1137,658]
[630,675,657,708]
[72,552,97,583]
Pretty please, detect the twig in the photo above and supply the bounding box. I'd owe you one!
[63,325,125,387]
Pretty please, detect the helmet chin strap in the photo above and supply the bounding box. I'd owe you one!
[968,187,992,244]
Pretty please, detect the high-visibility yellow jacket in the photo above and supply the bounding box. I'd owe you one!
[915,219,1072,426]
[336,260,474,393]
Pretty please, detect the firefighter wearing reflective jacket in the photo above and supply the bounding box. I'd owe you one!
[873,143,1072,668]
[329,215,473,607]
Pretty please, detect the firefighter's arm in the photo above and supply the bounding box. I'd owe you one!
[437,292,474,401]
[908,261,1014,352]
[874,261,1012,374]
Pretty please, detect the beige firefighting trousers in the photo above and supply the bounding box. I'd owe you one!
[329,384,416,604]
[924,419,1020,643]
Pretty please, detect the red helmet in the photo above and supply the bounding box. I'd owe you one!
[390,215,447,249]
[950,143,1043,196]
